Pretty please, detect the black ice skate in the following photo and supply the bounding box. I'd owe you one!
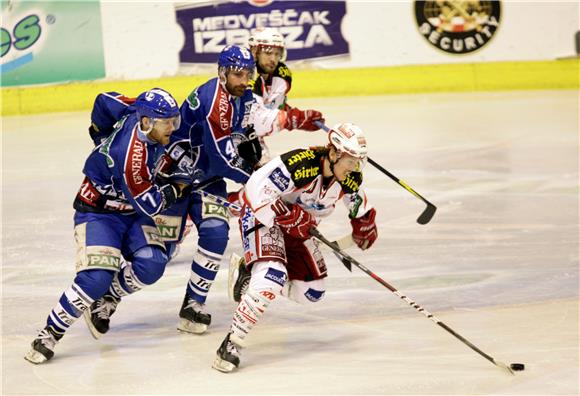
[24,326,62,364]
[212,333,241,373]
[228,253,251,303]
[83,294,120,339]
[177,294,211,334]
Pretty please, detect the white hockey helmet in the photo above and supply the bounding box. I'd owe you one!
[248,27,286,59]
[328,123,368,168]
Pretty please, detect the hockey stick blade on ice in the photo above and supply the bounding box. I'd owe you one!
[310,227,524,375]
[314,120,437,225]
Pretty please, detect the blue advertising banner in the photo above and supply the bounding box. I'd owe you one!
[176,0,349,64]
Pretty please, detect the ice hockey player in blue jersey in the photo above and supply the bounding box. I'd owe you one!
[162,45,262,335]
[24,88,190,364]
[88,92,136,145]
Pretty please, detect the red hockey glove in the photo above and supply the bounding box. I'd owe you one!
[350,208,378,250]
[272,200,316,240]
[284,107,324,131]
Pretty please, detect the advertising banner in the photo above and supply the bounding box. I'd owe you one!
[176,0,349,64]
[1,1,105,87]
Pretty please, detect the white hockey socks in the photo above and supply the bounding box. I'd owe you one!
[230,289,275,346]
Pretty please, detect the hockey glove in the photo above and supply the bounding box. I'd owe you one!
[155,148,202,185]
[236,125,262,168]
[350,208,378,250]
[273,200,316,240]
[159,183,180,211]
[284,107,324,131]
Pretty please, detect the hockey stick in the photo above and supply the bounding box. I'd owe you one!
[193,190,355,257]
[310,227,524,375]
[314,121,436,225]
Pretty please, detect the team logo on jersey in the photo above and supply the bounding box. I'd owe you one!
[269,168,290,191]
[414,0,501,54]
[187,89,201,110]
[349,193,363,218]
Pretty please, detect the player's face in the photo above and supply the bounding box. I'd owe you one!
[225,68,253,97]
[147,116,179,145]
[256,46,283,74]
[333,154,362,181]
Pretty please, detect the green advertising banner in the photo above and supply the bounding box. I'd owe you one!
[1,0,105,87]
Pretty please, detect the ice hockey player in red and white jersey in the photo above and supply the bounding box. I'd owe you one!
[247,27,325,162]
[212,123,378,373]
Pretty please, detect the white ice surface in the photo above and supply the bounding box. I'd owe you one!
[2,91,579,395]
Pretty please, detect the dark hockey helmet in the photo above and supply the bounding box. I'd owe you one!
[135,88,181,130]
[218,45,255,78]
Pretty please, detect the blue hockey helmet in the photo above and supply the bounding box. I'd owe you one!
[218,45,255,74]
[135,88,181,131]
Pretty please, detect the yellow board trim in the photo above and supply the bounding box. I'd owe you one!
[2,59,578,116]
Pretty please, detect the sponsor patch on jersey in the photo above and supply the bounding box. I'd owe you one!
[304,288,325,302]
[202,201,229,220]
[414,0,501,55]
[293,166,319,181]
[286,149,315,166]
[341,173,361,193]
[85,246,122,270]
[153,215,183,242]
[269,168,290,191]
[264,267,287,287]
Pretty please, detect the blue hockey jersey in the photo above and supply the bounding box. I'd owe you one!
[89,92,136,145]
[74,113,172,217]
[169,77,255,185]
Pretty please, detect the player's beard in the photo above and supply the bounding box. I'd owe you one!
[226,82,247,97]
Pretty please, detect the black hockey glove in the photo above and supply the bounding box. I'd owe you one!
[233,125,262,168]
[159,183,179,210]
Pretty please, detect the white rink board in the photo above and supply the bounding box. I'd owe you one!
[2,91,579,395]
[99,1,579,79]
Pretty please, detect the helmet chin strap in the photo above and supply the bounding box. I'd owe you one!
[138,118,153,135]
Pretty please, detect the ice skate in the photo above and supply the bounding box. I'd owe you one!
[83,294,120,339]
[177,294,211,334]
[24,326,62,364]
[212,333,241,373]
[228,253,250,303]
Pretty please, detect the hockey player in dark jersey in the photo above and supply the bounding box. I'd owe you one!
[24,88,191,364]
[88,92,136,145]
[212,123,379,372]
[159,45,263,335]
[247,27,325,162]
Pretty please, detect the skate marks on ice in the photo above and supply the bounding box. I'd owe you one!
[2,91,578,394]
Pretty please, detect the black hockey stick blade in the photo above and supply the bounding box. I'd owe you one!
[333,251,352,271]
[417,203,437,225]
